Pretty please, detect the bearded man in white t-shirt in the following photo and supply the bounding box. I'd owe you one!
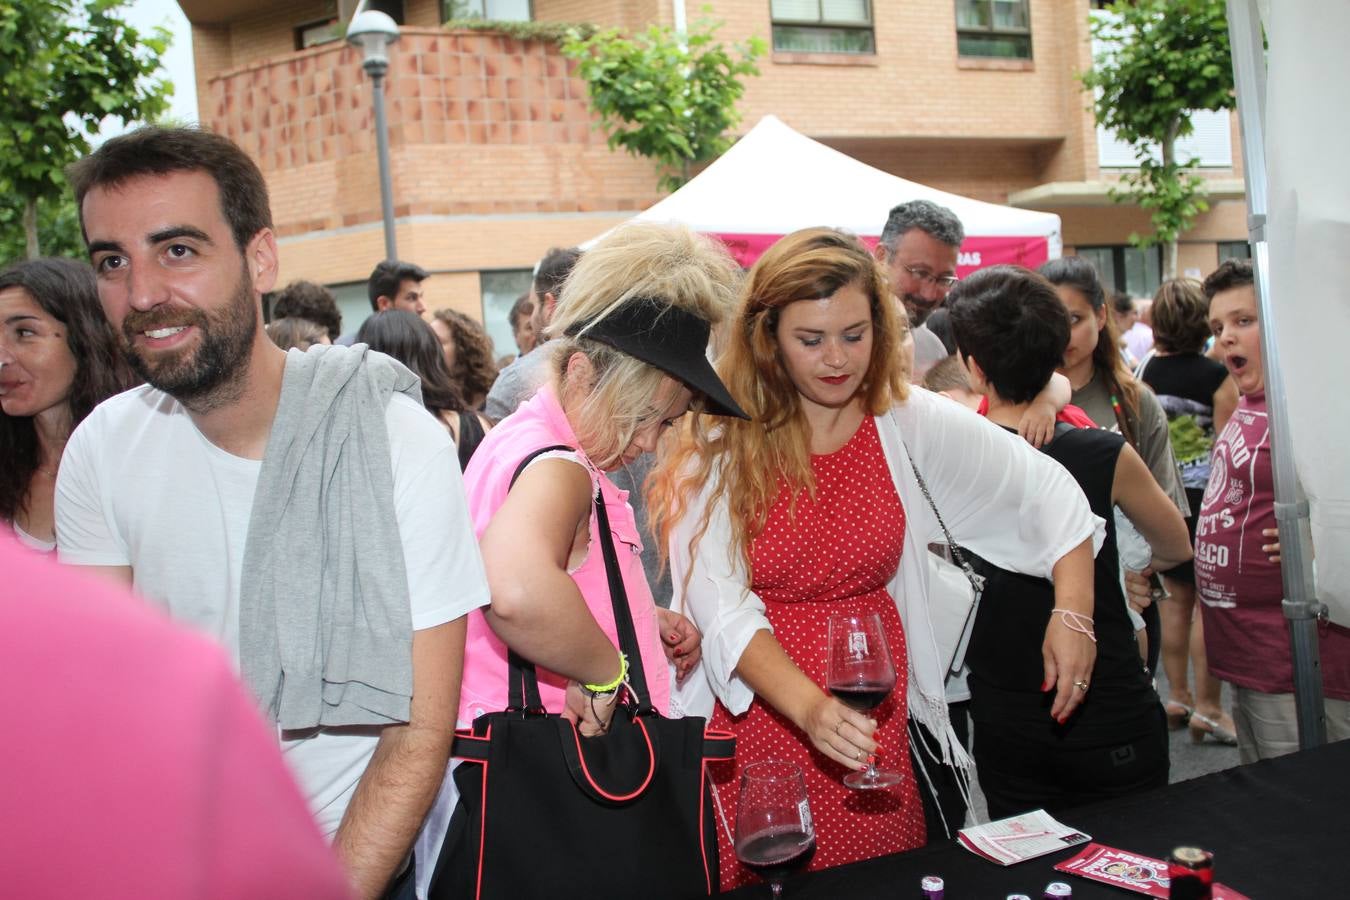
[57,127,489,900]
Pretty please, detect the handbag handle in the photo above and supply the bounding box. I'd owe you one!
[504,445,655,714]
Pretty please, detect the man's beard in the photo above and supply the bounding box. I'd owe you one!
[120,267,258,412]
[903,293,942,328]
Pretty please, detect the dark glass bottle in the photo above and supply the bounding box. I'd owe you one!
[1167,846,1214,899]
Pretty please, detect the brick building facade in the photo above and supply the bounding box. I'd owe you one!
[175,0,1248,347]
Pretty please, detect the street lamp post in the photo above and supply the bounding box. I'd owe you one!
[347,10,401,261]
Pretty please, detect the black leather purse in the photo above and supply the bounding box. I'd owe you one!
[431,447,735,899]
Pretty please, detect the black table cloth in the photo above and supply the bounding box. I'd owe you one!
[726,739,1350,897]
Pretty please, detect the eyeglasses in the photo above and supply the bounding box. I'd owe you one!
[902,265,959,291]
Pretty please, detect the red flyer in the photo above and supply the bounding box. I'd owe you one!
[1054,843,1250,899]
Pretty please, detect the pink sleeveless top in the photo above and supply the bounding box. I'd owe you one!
[457,386,669,724]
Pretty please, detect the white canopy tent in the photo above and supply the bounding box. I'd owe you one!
[608,115,1062,272]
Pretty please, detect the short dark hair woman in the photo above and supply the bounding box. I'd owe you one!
[947,265,1192,818]
[357,310,491,469]
[0,258,135,551]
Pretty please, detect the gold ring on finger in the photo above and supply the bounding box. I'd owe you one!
[1074,680,1089,692]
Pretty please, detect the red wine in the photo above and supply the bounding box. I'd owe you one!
[830,681,893,710]
[737,829,816,881]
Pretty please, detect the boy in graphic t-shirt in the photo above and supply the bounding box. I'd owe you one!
[1192,259,1350,762]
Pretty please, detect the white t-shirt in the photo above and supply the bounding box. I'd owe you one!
[56,384,490,836]
[912,323,949,381]
[9,521,56,554]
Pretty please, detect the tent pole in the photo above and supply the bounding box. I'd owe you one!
[1225,0,1326,749]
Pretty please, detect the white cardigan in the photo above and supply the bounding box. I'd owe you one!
[668,387,1104,766]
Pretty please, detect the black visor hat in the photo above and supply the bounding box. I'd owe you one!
[564,297,749,420]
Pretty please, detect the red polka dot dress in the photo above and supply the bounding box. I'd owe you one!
[710,416,925,890]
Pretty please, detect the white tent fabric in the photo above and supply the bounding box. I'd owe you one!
[611,115,1062,270]
[1262,2,1350,626]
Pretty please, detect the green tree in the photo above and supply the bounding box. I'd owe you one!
[0,0,172,261]
[0,193,84,263]
[1082,0,1235,278]
[562,17,764,192]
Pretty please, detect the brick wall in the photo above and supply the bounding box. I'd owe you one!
[230,1,334,70]
[190,24,233,130]
[827,138,1047,205]
[534,0,668,30]
[1059,200,1247,247]
[1040,0,1100,184]
[198,23,666,296]
[204,28,663,240]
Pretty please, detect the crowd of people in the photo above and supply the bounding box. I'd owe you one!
[2,122,1344,900]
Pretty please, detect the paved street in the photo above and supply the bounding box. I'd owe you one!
[1155,667,1241,783]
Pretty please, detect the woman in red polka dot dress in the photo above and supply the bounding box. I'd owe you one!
[650,229,1102,889]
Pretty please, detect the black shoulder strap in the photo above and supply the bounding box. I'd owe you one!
[509,445,575,489]
[505,445,575,712]
[591,496,654,713]
[503,445,654,714]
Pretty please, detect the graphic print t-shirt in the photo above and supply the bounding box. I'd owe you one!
[1196,392,1350,698]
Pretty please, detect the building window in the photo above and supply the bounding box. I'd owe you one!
[295,18,342,50]
[771,1,875,55]
[1076,245,1163,299]
[955,0,1032,59]
[315,282,378,341]
[1218,241,1252,263]
[366,0,406,25]
[481,269,534,362]
[443,0,532,21]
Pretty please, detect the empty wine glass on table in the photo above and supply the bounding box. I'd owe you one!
[734,761,817,898]
[826,612,901,790]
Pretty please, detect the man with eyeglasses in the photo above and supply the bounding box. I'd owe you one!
[875,199,964,381]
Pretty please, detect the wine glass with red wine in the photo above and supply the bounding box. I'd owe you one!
[734,761,816,898]
[826,613,902,790]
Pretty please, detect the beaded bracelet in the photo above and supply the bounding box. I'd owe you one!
[1051,609,1097,643]
[582,651,629,695]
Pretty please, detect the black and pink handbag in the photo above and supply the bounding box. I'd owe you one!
[431,447,735,899]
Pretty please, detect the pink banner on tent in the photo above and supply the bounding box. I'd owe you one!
[711,233,1051,275]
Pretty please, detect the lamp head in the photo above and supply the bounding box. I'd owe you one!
[347,9,400,68]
